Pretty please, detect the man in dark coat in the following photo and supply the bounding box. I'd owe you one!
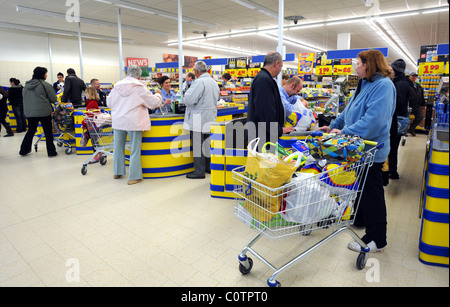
[247,51,294,148]
[408,72,425,136]
[389,59,415,179]
[61,68,86,107]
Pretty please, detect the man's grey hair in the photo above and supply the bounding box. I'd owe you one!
[127,65,142,79]
[263,51,282,67]
[194,61,209,73]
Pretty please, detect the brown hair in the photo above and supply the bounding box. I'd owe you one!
[85,87,99,101]
[357,49,391,81]
[286,76,302,87]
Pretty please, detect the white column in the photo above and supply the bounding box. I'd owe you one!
[178,0,183,97]
[118,8,124,80]
[78,22,84,80]
[277,0,284,86]
[48,34,54,84]
[337,33,351,50]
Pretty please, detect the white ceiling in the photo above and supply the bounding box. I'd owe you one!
[1,0,449,71]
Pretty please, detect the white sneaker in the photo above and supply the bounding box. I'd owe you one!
[348,240,384,253]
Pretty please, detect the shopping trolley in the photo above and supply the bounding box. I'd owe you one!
[80,115,115,175]
[399,107,412,146]
[232,142,382,287]
[33,119,76,155]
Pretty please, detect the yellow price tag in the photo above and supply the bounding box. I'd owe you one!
[333,65,352,75]
[316,65,333,75]
[445,62,449,75]
[225,69,238,77]
[419,62,445,75]
[247,68,261,77]
[236,69,248,78]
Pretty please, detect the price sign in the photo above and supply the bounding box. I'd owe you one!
[419,62,445,75]
[333,65,352,75]
[236,69,248,78]
[225,69,238,77]
[248,68,261,77]
[316,65,332,75]
[446,62,449,75]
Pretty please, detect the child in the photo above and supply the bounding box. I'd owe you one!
[85,87,102,164]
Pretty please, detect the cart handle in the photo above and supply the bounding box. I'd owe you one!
[310,131,384,149]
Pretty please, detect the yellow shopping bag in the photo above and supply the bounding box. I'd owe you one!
[243,138,301,222]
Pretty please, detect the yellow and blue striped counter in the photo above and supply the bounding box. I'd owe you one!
[419,124,449,268]
[210,121,312,199]
[73,108,111,155]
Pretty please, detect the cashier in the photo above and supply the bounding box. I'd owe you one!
[156,76,176,113]
[221,73,235,89]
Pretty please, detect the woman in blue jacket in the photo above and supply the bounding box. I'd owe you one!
[319,49,396,253]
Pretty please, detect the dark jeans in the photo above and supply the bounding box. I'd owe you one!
[12,105,27,132]
[190,131,211,176]
[409,106,424,132]
[354,162,387,248]
[20,115,56,156]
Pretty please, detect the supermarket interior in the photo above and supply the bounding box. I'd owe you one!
[0,0,449,289]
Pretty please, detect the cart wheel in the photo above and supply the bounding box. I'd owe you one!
[57,141,63,147]
[239,257,253,275]
[65,147,72,155]
[99,156,107,165]
[402,139,406,146]
[267,280,281,287]
[356,252,367,270]
[34,144,38,152]
[81,165,87,176]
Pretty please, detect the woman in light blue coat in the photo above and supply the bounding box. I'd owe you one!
[319,49,396,253]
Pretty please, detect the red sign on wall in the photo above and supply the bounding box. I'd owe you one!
[127,58,149,67]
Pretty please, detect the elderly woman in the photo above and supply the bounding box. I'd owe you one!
[184,61,220,179]
[319,49,396,253]
[107,65,171,185]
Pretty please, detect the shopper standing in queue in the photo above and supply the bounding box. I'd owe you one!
[389,59,415,179]
[90,78,107,107]
[61,68,86,108]
[8,78,27,133]
[184,61,220,179]
[107,65,171,185]
[247,51,294,148]
[408,72,425,136]
[19,66,58,157]
[318,49,396,253]
[0,86,14,137]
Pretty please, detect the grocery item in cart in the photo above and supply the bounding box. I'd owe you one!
[243,138,302,222]
[306,133,365,162]
[52,102,74,132]
[281,172,338,224]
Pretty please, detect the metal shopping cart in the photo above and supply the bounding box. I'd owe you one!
[399,107,412,146]
[81,114,129,175]
[33,119,76,155]
[232,143,381,287]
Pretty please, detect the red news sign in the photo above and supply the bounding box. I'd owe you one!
[127,58,149,67]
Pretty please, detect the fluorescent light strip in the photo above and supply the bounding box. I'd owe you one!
[422,7,449,14]
[230,0,278,19]
[93,0,216,28]
[16,5,168,36]
[0,22,133,43]
[183,42,259,56]
[325,18,364,26]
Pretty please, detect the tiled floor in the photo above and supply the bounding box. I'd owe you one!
[0,131,448,287]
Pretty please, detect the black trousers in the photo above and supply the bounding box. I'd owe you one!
[190,131,211,176]
[388,133,401,176]
[0,107,13,134]
[12,105,27,132]
[354,162,387,248]
[409,106,424,132]
[20,115,56,156]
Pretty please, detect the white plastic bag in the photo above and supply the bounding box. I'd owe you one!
[292,98,316,131]
[282,172,338,224]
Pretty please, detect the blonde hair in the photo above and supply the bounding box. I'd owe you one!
[85,87,100,101]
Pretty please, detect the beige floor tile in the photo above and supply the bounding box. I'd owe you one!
[0,132,447,288]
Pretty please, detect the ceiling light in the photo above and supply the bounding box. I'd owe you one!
[0,22,133,43]
[361,0,373,7]
[93,0,216,28]
[230,0,278,19]
[16,5,168,36]
[422,7,449,14]
[326,18,364,26]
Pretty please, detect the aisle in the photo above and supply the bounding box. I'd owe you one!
[0,132,448,287]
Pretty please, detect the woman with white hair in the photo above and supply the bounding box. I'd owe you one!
[107,65,171,185]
